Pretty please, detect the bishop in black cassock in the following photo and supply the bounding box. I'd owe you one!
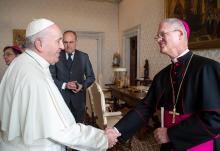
[114,18,220,151]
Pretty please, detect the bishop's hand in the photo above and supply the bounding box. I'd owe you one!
[153,127,170,144]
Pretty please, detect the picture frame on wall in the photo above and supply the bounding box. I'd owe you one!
[165,0,220,50]
[13,29,26,49]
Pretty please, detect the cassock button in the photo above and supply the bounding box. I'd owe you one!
[175,63,180,67]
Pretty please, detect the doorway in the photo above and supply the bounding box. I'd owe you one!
[130,36,137,85]
[122,25,141,86]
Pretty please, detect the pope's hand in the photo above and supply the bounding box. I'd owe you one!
[104,127,121,148]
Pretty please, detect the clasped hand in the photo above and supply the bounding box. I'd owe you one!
[66,81,82,93]
[104,128,121,148]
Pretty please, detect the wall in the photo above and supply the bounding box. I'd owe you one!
[119,0,220,79]
[1,0,219,82]
[0,0,119,83]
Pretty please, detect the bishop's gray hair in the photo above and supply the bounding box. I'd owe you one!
[161,18,188,41]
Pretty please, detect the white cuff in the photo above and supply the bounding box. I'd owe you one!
[62,83,67,90]
[113,127,120,134]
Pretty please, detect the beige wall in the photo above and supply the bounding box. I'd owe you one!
[0,0,219,82]
[119,0,220,79]
[0,0,119,83]
[119,0,167,78]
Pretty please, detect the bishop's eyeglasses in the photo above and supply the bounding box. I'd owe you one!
[154,30,179,40]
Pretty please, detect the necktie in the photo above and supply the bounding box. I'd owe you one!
[67,53,72,69]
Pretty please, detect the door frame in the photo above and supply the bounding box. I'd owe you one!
[122,25,141,78]
[77,31,104,84]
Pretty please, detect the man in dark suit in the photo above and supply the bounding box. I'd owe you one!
[50,30,95,123]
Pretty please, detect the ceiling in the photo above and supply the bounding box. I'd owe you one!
[86,0,122,4]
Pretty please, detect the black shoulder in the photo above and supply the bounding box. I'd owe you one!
[75,49,89,57]
[155,64,171,79]
[192,54,220,68]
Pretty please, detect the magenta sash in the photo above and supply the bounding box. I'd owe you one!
[187,140,213,151]
[164,110,214,151]
[164,110,191,128]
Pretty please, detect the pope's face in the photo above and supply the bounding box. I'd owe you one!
[41,25,64,64]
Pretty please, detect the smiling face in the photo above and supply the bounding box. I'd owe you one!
[3,48,17,65]
[156,22,182,58]
[35,24,64,64]
[155,21,188,59]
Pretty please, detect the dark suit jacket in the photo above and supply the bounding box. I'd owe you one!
[49,50,95,121]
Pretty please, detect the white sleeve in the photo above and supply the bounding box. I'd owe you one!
[50,123,108,151]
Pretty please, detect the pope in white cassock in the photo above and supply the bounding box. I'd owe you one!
[0,18,120,151]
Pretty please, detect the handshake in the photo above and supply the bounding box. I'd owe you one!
[104,127,121,148]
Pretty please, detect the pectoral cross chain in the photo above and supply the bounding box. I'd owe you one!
[169,107,180,124]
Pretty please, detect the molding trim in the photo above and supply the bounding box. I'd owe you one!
[122,24,141,78]
[77,31,104,82]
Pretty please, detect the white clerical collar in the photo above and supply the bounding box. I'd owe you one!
[172,49,190,63]
[65,51,75,60]
[25,49,50,69]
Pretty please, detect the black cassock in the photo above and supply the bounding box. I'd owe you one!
[115,51,220,151]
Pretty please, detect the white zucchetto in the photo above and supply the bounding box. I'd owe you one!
[26,18,55,37]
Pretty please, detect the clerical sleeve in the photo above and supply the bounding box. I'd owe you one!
[0,57,108,151]
[0,50,108,151]
[28,72,108,151]
[50,123,107,150]
[114,77,161,142]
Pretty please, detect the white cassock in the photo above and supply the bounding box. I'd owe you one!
[0,49,108,151]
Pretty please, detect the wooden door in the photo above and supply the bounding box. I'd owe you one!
[130,36,137,85]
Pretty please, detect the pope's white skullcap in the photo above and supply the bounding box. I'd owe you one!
[26,18,55,37]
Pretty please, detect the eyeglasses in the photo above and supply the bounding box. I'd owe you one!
[154,30,179,40]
